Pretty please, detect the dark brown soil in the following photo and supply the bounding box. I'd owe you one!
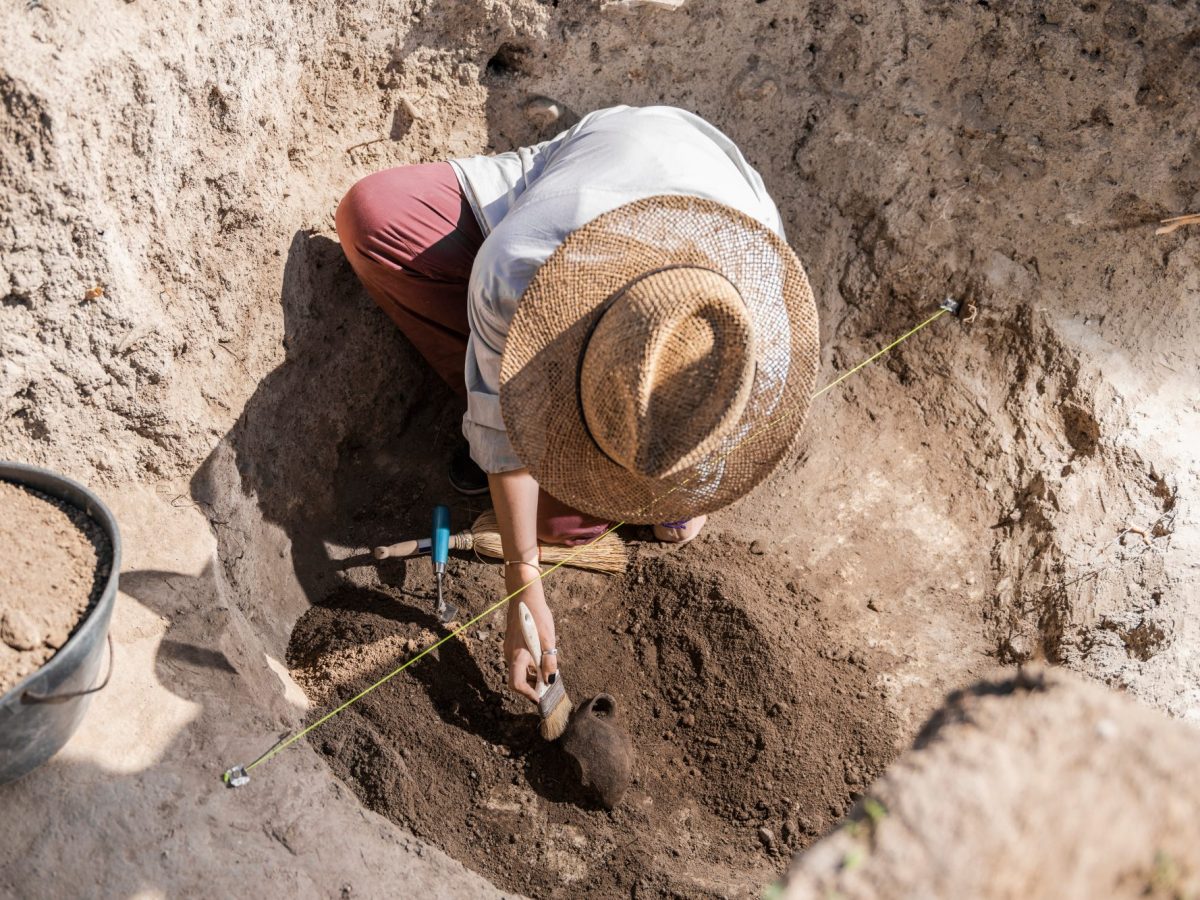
[288,535,899,897]
[0,479,109,696]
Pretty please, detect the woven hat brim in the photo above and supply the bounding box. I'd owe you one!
[499,195,819,524]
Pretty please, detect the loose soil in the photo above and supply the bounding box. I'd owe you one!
[0,480,108,696]
[289,536,898,897]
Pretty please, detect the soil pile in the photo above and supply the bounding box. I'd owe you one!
[289,536,899,897]
[782,667,1200,899]
[0,480,107,695]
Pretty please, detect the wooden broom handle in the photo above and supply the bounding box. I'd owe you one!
[373,531,473,560]
[373,539,421,560]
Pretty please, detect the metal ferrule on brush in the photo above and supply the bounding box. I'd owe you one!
[539,676,566,720]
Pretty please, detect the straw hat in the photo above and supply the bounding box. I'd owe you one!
[499,195,819,524]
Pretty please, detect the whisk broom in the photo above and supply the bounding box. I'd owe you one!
[373,509,627,575]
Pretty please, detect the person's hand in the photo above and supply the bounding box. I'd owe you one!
[486,467,559,706]
[502,571,558,705]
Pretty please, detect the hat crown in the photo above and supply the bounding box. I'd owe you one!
[579,267,756,479]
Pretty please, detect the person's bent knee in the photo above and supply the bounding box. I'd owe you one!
[538,519,611,547]
[335,174,388,262]
[336,167,429,262]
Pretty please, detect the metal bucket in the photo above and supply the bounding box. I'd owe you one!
[0,461,121,784]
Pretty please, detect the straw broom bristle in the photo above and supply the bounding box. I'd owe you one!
[470,510,627,575]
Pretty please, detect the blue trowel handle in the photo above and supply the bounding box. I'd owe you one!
[431,505,451,568]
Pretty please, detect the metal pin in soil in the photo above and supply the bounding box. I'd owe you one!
[431,504,457,623]
[939,296,962,316]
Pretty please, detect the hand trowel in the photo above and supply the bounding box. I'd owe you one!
[431,504,457,623]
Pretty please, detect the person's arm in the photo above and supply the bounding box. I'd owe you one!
[489,468,559,705]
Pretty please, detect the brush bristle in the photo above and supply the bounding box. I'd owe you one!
[539,689,572,741]
[471,510,627,575]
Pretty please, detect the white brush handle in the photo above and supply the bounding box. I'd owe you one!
[517,601,548,700]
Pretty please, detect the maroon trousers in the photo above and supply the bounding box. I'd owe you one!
[335,162,609,545]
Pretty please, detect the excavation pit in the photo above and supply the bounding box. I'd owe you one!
[287,550,897,897]
[2,0,1194,894]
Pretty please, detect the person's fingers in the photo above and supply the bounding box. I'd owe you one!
[523,602,558,682]
[540,643,558,681]
[507,649,540,704]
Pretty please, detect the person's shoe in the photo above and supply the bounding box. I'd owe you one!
[449,441,489,496]
[653,515,707,545]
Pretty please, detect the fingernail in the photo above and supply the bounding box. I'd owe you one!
[547,673,557,685]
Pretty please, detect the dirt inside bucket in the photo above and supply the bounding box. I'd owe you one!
[288,540,898,897]
[0,480,110,696]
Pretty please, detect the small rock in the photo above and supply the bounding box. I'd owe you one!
[757,826,776,851]
[782,820,795,843]
[749,539,767,555]
[736,76,779,102]
[523,96,564,128]
[1,610,39,651]
[769,701,788,717]
[398,96,422,120]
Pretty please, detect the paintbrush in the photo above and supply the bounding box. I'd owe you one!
[517,600,571,741]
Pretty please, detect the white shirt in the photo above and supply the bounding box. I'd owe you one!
[449,105,784,474]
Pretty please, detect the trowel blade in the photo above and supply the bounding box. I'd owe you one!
[435,575,457,623]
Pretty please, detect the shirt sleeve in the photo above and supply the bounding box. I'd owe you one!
[462,333,523,474]
[461,228,533,474]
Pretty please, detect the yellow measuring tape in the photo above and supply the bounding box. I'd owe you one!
[223,302,955,786]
